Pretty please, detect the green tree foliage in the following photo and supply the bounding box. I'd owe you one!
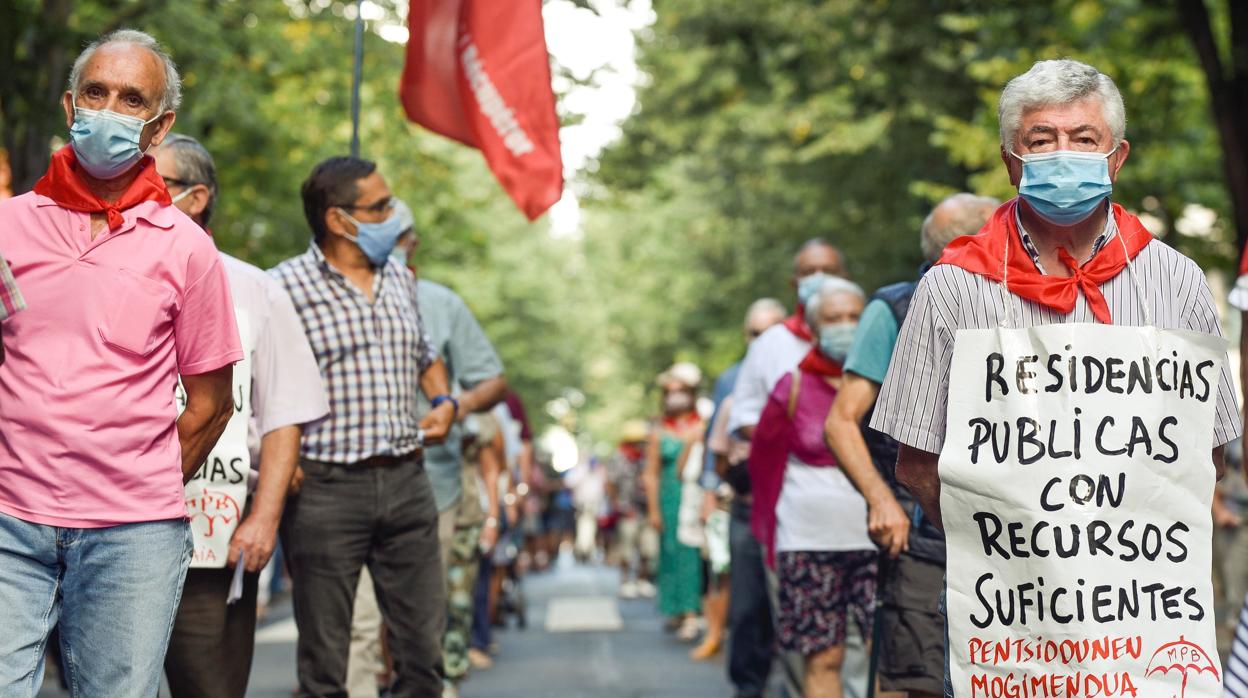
[2,0,1244,443]
[0,0,574,430]
[579,0,1242,437]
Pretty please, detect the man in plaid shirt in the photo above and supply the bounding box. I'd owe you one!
[0,257,24,364]
[271,156,456,698]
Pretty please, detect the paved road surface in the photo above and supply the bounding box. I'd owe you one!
[38,555,736,697]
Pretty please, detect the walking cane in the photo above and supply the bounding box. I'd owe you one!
[866,551,892,698]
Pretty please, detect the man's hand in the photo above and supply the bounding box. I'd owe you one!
[700,489,717,524]
[1214,489,1241,529]
[867,494,911,558]
[648,510,664,533]
[418,402,455,445]
[228,512,279,572]
[479,520,500,554]
[288,465,305,496]
[825,374,912,555]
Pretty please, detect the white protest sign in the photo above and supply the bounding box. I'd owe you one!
[940,323,1225,698]
[178,310,252,569]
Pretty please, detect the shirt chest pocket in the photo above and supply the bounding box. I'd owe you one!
[98,268,175,357]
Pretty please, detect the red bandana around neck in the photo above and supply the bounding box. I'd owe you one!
[798,349,844,378]
[782,304,813,342]
[619,443,644,461]
[33,146,171,231]
[935,199,1153,324]
[662,412,700,431]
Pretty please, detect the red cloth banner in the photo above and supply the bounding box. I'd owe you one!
[401,0,564,221]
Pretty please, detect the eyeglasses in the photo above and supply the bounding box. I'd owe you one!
[336,198,394,215]
[163,177,195,189]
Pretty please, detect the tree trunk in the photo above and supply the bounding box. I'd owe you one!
[1176,0,1248,256]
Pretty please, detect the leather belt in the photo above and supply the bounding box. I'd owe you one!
[355,451,419,469]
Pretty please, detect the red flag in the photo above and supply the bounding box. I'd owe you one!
[401,0,563,221]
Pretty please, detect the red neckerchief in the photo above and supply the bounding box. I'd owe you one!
[782,304,813,342]
[798,349,843,378]
[1239,242,1248,276]
[619,443,644,461]
[32,146,171,231]
[936,199,1153,324]
[662,412,700,431]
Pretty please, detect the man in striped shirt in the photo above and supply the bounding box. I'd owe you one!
[270,156,457,698]
[872,59,1240,534]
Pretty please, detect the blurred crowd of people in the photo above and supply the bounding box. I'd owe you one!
[570,191,996,698]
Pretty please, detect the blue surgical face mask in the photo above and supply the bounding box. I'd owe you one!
[797,272,832,306]
[1012,149,1116,226]
[338,209,406,267]
[818,322,857,363]
[69,107,163,180]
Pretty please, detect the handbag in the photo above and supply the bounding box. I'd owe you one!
[676,440,707,548]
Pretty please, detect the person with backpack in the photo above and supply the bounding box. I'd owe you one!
[825,193,997,698]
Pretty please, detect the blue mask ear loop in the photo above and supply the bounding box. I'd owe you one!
[1118,227,1152,327]
[999,219,1016,329]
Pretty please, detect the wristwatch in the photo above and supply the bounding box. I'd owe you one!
[430,394,459,418]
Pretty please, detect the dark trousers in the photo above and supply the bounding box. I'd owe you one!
[282,456,445,698]
[727,500,774,698]
[164,567,260,698]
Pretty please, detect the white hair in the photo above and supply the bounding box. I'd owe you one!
[804,277,865,328]
[920,193,999,262]
[68,29,182,114]
[998,59,1125,148]
[744,297,786,327]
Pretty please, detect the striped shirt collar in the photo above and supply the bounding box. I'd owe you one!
[1014,200,1117,275]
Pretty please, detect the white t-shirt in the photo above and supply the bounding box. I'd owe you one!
[774,458,874,553]
[1230,273,1248,312]
[221,253,330,465]
[727,323,810,433]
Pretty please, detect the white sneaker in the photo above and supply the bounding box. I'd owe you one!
[620,580,639,599]
[676,616,701,642]
[637,579,657,598]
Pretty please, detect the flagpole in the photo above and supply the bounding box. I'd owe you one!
[350,0,364,158]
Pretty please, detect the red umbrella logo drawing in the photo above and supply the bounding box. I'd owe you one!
[1146,636,1221,698]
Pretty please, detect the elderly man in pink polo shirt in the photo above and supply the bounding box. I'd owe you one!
[0,30,241,696]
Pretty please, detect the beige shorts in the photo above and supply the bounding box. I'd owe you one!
[614,516,659,561]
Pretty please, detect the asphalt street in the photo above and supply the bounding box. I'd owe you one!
[37,555,736,697]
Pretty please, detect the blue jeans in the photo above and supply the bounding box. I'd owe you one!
[0,511,192,697]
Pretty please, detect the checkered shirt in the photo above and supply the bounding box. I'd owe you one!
[269,244,436,464]
[0,256,25,320]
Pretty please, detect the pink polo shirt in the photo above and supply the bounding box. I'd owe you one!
[0,192,242,528]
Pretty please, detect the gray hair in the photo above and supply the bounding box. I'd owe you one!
[997,59,1125,149]
[68,29,182,114]
[744,298,786,327]
[920,193,999,262]
[804,277,865,328]
[157,134,217,225]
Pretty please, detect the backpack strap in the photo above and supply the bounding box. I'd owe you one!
[786,368,802,420]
